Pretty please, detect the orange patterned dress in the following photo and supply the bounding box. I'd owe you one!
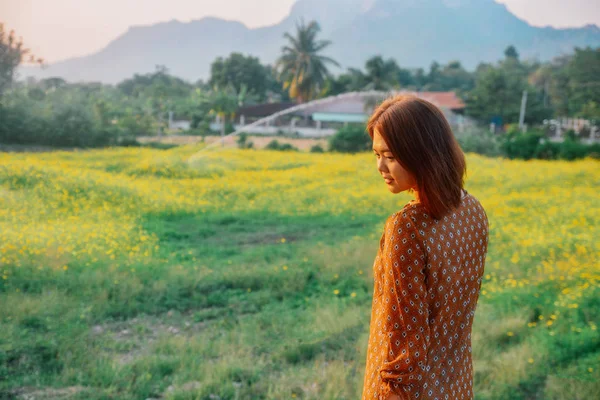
[362,190,489,400]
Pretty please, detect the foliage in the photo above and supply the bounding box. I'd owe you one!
[327,58,474,95]
[310,144,325,153]
[500,127,599,160]
[0,24,43,96]
[209,53,270,101]
[0,87,120,147]
[328,124,371,153]
[236,132,254,149]
[465,47,553,126]
[276,20,340,103]
[265,139,298,151]
[454,127,502,157]
[567,47,600,117]
[117,65,192,98]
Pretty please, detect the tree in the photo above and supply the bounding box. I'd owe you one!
[566,47,600,117]
[363,56,400,90]
[0,24,43,96]
[207,85,247,147]
[465,47,551,126]
[422,60,474,92]
[209,53,269,101]
[276,19,340,103]
[117,65,193,137]
[324,68,367,95]
[504,45,519,61]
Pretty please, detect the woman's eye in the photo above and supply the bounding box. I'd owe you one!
[386,157,395,161]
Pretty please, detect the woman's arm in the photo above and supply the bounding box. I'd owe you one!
[377,211,430,400]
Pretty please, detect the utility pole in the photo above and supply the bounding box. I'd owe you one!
[221,114,225,147]
[518,90,528,132]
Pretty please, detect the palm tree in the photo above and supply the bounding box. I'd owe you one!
[276,19,340,103]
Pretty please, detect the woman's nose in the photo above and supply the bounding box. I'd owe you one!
[377,158,388,172]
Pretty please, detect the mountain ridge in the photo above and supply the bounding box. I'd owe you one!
[20,0,600,84]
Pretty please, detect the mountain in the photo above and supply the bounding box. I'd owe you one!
[20,0,600,84]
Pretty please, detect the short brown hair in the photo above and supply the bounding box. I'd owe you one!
[367,94,466,219]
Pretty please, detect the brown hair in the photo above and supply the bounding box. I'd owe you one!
[367,94,466,220]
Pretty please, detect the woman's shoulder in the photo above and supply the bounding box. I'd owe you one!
[385,201,429,234]
[386,192,484,234]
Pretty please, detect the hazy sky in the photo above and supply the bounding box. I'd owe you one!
[2,0,599,63]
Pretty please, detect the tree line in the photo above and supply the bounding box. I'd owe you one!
[0,20,598,148]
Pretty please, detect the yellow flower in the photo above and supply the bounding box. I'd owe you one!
[280,238,286,243]
[63,265,68,271]
[507,331,514,337]
[589,368,594,373]
[351,292,357,297]
[333,289,340,295]
[528,358,534,364]
[282,265,288,270]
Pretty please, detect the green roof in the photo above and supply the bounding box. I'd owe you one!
[312,112,368,123]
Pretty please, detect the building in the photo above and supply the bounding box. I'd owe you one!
[216,91,471,137]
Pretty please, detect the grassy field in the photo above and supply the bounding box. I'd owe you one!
[0,145,598,400]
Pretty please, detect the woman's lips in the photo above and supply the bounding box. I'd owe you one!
[384,178,393,184]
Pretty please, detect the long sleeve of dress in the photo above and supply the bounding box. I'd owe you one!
[377,212,431,400]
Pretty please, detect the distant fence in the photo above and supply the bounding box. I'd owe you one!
[542,117,599,143]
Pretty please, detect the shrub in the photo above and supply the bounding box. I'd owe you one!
[328,124,370,153]
[236,133,254,149]
[310,144,325,153]
[558,139,590,161]
[500,127,599,161]
[118,136,141,147]
[455,128,502,157]
[533,139,560,160]
[278,143,297,151]
[500,129,545,160]
[265,140,298,152]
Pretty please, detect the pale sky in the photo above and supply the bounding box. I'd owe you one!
[1,0,599,63]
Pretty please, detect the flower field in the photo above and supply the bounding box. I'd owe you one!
[0,145,598,399]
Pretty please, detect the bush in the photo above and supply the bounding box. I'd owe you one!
[118,136,141,147]
[455,128,502,157]
[328,125,370,153]
[310,144,325,153]
[236,133,254,149]
[500,127,599,161]
[265,140,298,152]
[533,139,560,160]
[500,129,545,160]
[558,139,590,161]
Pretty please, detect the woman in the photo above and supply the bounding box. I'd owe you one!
[362,95,489,400]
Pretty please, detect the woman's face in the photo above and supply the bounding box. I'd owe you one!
[372,128,417,194]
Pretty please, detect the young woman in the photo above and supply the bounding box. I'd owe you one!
[362,95,489,400]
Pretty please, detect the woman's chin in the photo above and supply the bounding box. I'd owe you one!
[387,185,401,194]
